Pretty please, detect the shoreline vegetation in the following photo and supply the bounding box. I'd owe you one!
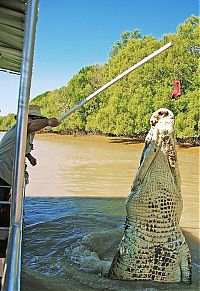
[0,16,199,146]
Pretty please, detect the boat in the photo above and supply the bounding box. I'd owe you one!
[0,1,39,290]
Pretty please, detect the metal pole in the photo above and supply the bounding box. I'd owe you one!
[2,1,39,290]
[59,42,172,122]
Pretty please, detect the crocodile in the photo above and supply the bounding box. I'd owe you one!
[108,108,191,283]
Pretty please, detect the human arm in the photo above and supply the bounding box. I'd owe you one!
[27,117,60,134]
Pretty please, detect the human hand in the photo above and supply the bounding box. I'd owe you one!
[47,118,60,127]
[29,155,37,166]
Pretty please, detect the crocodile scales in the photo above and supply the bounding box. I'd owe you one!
[108,108,191,283]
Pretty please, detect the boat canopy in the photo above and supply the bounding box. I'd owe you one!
[0,0,32,74]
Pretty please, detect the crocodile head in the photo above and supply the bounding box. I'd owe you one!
[142,108,175,164]
[138,108,181,191]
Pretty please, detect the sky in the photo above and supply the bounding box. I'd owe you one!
[0,0,198,115]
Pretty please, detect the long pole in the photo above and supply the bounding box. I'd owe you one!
[59,42,172,122]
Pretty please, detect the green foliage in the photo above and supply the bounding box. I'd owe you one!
[110,29,142,57]
[0,114,15,131]
[1,16,199,137]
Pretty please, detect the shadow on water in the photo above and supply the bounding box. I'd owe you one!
[109,137,144,145]
[21,197,200,291]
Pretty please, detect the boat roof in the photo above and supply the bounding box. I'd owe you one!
[0,0,28,74]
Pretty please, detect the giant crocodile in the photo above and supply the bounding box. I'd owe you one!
[108,108,191,283]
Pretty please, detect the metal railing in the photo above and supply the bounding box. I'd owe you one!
[1,1,39,290]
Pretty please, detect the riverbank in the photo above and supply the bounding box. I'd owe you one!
[42,129,200,147]
[0,127,199,147]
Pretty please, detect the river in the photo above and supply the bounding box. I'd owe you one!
[25,134,199,239]
[0,133,199,290]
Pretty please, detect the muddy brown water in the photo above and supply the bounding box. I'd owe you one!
[26,134,199,239]
[0,133,199,290]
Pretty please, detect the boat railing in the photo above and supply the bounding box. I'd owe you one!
[0,1,39,290]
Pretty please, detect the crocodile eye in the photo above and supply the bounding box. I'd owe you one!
[151,120,156,126]
[158,110,169,117]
